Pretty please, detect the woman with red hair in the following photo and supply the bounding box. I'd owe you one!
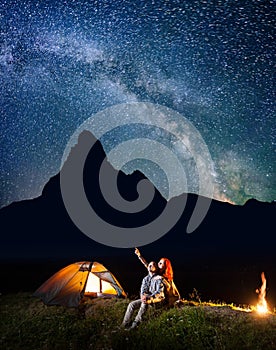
[158,257,174,281]
[135,248,181,306]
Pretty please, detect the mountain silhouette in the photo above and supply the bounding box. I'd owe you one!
[0,130,275,303]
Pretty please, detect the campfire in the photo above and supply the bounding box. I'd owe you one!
[184,272,273,315]
[255,272,269,315]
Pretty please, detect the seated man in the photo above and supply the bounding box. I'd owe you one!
[135,248,181,307]
[121,261,166,329]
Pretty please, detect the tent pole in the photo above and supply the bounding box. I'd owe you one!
[81,262,93,296]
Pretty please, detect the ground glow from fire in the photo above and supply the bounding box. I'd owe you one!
[181,272,274,316]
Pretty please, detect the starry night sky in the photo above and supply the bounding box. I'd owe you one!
[0,0,275,208]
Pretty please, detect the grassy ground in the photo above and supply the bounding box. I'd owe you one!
[1,293,276,350]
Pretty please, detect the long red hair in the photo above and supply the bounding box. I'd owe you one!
[160,258,173,281]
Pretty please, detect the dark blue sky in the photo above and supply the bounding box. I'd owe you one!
[0,0,275,208]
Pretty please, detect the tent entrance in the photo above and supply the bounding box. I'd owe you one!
[84,271,118,296]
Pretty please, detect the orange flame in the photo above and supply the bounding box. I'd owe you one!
[256,272,269,314]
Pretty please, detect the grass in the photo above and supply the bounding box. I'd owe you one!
[1,292,276,350]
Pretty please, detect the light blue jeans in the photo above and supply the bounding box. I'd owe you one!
[122,299,148,325]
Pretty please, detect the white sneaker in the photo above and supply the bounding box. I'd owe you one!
[128,321,139,330]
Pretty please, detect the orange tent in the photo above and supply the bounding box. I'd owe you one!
[33,261,127,307]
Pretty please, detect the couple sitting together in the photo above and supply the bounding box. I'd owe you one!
[121,248,181,330]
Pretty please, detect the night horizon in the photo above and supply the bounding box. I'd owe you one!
[1,128,275,309]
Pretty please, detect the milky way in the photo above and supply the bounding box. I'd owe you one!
[0,0,275,208]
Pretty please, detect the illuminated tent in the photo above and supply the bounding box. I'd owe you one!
[33,261,127,307]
